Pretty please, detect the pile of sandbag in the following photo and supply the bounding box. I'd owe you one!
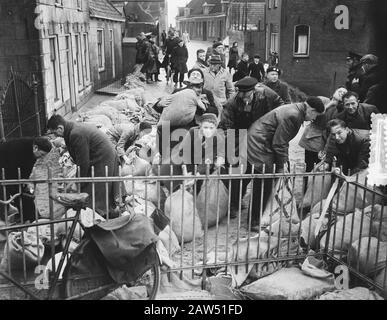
[124,71,146,90]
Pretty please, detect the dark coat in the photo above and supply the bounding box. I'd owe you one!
[171,45,188,74]
[359,65,380,102]
[161,37,180,67]
[0,137,37,221]
[63,122,120,216]
[247,102,307,171]
[135,39,149,64]
[248,62,265,82]
[142,43,160,74]
[220,84,284,130]
[346,63,362,94]
[264,80,291,104]
[325,129,370,175]
[335,103,379,130]
[233,60,249,82]
[228,47,239,69]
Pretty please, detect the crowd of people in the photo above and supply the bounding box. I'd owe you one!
[0,35,384,235]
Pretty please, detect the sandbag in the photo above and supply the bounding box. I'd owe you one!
[122,148,152,176]
[261,177,299,227]
[320,210,372,252]
[81,114,113,128]
[100,99,141,113]
[332,170,384,214]
[348,237,387,276]
[229,233,300,287]
[84,106,121,123]
[3,230,45,270]
[302,174,332,209]
[29,148,66,220]
[196,178,229,228]
[240,267,335,300]
[165,186,203,244]
[123,180,166,209]
[318,287,384,300]
[115,88,146,107]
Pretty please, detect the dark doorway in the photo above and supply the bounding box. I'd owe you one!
[203,21,207,41]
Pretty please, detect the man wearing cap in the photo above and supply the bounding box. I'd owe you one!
[206,42,226,68]
[203,55,235,106]
[358,54,380,102]
[220,77,284,131]
[264,66,291,104]
[219,76,284,217]
[345,51,363,94]
[248,54,265,82]
[247,97,325,230]
[135,32,148,64]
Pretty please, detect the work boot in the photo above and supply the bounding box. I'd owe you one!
[155,74,162,82]
[146,78,153,84]
[174,82,178,89]
[179,82,183,88]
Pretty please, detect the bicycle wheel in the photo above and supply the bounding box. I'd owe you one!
[63,243,160,300]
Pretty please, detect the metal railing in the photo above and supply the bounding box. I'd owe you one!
[0,165,386,299]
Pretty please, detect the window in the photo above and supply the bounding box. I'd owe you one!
[49,37,62,101]
[268,0,272,9]
[55,0,63,6]
[109,30,115,78]
[270,32,279,53]
[274,0,279,8]
[77,0,82,10]
[83,33,90,83]
[293,25,310,57]
[75,34,84,89]
[97,29,105,72]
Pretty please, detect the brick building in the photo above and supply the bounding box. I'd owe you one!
[176,0,230,41]
[265,0,376,97]
[0,0,124,136]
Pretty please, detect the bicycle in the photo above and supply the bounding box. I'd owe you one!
[0,192,161,300]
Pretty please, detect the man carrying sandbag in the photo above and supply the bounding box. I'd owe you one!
[104,122,152,162]
[320,119,371,178]
[247,97,325,231]
[47,115,121,217]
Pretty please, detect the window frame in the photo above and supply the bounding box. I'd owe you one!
[293,24,310,57]
[55,0,63,7]
[97,28,106,72]
[49,36,62,102]
[268,0,272,9]
[274,0,279,8]
[74,33,84,90]
[77,0,82,11]
[82,32,90,84]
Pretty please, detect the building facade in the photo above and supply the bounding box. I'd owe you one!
[176,0,229,42]
[0,0,124,137]
[265,0,376,96]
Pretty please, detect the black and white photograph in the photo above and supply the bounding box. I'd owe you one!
[0,0,387,307]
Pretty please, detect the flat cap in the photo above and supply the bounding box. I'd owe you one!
[213,41,223,49]
[266,66,281,75]
[235,77,258,92]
